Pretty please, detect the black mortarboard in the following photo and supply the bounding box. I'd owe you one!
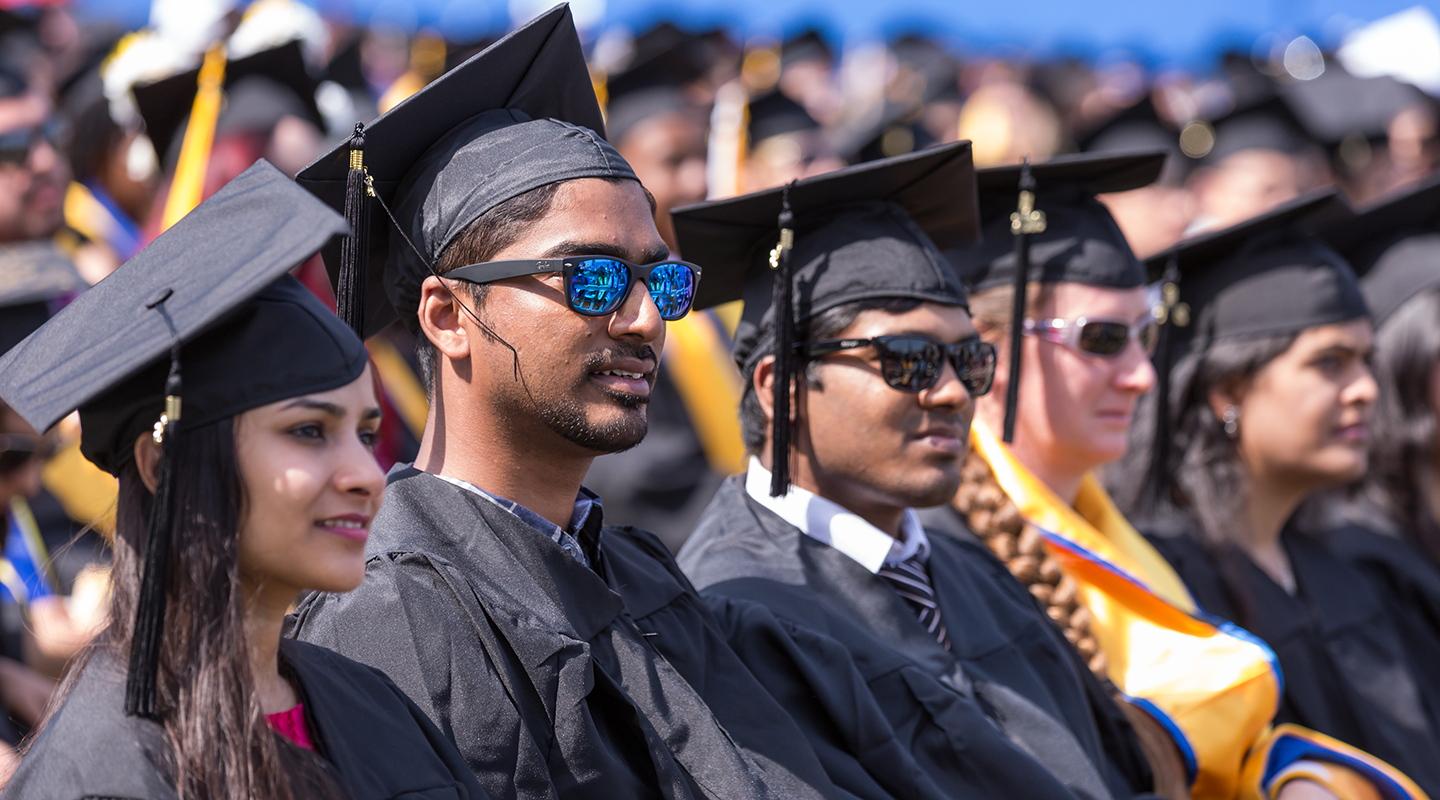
[747,89,820,144]
[781,30,833,68]
[297,4,637,339]
[604,22,709,99]
[0,242,83,355]
[0,160,363,720]
[1280,65,1426,150]
[946,149,1164,443]
[1204,94,1310,164]
[671,140,978,494]
[132,40,322,167]
[1317,174,1440,325]
[1138,190,1361,510]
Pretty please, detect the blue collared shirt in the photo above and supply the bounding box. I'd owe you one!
[435,474,599,568]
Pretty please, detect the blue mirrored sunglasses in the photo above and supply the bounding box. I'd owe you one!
[445,256,701,321]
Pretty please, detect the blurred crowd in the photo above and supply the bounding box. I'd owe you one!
[2,0,1440,778]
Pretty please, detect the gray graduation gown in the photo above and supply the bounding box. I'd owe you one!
[288,467,844,800]
[678,477,1154,800]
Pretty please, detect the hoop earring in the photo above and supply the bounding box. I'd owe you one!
[1222,405,1240,439]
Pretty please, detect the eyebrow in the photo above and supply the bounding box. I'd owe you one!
[540,241,673,265]
[281,399,384,422]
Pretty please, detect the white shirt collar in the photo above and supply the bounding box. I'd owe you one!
[744,457,929,574]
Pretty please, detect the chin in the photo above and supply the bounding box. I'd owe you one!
[897,466,963,509]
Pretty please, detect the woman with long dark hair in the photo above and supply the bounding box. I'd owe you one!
[1318,176,1440,735]
[934,155,1433,800]
[0,162,488,799]
[1117,190,1440,797]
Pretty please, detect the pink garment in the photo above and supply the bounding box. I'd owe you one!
[265,703,315,751]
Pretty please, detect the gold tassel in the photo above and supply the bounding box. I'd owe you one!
[160,43,227,232]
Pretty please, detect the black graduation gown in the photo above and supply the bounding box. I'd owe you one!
[2,638,489,800]
[288,466,843,800]
[1327,523,1440,726]
[678,477,1151,800]
[1146,523,1440,797]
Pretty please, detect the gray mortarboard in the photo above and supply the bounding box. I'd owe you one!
[1317,173,1440,325]
[671,140,978,494]
[132,40,322,168]
[296,4,636,340]
[1280,63,1428,173]
[748,89,820,145]
[0,160,363,720]
[1138,189,1360,508]
[1203,94,1311,165]
[0,242,83,355]
[1079,96,1193,187]
[947,150,1165,442]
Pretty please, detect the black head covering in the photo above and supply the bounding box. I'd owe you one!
[296,4,638,339]
[132,40,322,167]
[950,150,1165,294]
[0,159,363,721]
[1145,190,1364,347]
[602,24,703,145]
[946,149,1164,442]
[0,242,83,355]
[1317,174,1440,325]
[747,90,821,145]
[1280,66,1427,151]
[1138,190,1363,512]
[671,140,978,494]
[1204,95,1310,164]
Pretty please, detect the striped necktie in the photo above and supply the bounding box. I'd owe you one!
[878,555,950,649]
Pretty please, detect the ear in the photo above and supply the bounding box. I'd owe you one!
[133,433,162,494]
[753,354,776,426]
[1206,374,1251,422]
[416,276,471,361]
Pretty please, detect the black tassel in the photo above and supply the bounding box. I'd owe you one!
[1003,160,1045,444]
[1144,256,1183,514]
[769,182,797,497]
[125,304,183,718]
[337,123,370,338]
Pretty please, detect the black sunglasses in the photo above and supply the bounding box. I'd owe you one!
[0,116,68,167]
[797,334,998,396]
[0,433,50,474]
[445,256,702,321]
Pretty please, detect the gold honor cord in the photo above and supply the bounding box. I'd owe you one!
[664,310,746,475]
[367,337,430,440]
[160,43,227,232]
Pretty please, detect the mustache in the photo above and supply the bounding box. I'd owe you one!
[584,343,659,375]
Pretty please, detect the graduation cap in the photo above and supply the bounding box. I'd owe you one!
[1138,189,1360,509]
[748,89,820,145]
[671,140,978,494]
[132,40,322,167]
[0,160,363,719]
[0,242,83,355]
[946,150,1166,442]
[296,3,636,339]
[602,24,707,146]
[1280,65,1427,152]
[1317,173,1440,325]
[1204,93,1311,164]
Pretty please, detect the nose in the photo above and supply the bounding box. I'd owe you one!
[1346,360,1379,409]
[919,357,973,412]
[335,435,386,503]
[608,277,666,346]
[1114,340,1157,395]
[28,137,57,174]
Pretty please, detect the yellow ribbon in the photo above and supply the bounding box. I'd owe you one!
[664,309,746,475]
[160,43,226,231]
[969,420,1424,800]
[366,337,429,441]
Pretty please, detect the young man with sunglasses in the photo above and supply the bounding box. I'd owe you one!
[671,145,1155,800]
[0,69,66,248]
[289,9,845,800]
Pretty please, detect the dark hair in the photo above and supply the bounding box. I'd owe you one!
[413,178,658,396]
[1354,289,1440,561]
[35,418,348,800]
[738,297,923,452]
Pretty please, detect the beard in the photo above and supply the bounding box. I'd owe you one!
[499,342,655,454]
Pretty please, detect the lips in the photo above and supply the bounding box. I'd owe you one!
[589,357,656,397]
[1333,422,1369,445]
[315,513,369,543]
[912,425,966,456]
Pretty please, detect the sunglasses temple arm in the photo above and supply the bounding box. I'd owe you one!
[371,190,523,380]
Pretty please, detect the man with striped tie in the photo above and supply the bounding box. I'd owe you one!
[672,145,1158,800]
